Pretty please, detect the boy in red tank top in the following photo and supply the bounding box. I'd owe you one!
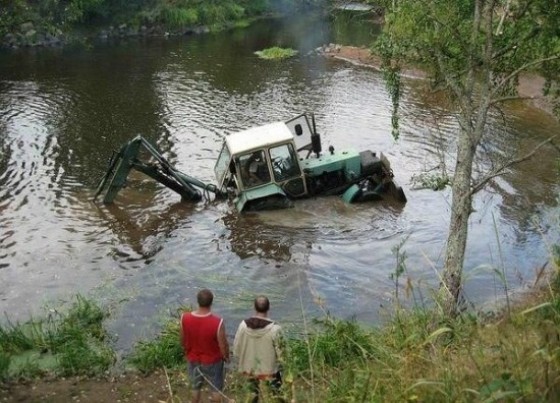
[180,289,230,402]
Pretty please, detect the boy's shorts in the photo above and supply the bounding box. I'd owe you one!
[188,360,224,391]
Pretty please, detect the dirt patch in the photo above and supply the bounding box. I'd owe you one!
[320,44,426,79]
[320,44,555,115]
[0,371,192,403]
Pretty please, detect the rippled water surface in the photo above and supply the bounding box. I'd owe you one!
[0,14,558,350]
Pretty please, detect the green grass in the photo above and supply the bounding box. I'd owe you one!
[158,2,248,32]
[120,273,560,401]
[127,320,184,373]
[275,290,560,402]
[0,295,115,379]
[126,306,190,373]
[254,46,298,60]
[161,7,199,28]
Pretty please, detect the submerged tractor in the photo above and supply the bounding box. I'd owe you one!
[94,112,407,212]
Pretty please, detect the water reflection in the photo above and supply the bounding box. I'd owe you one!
[96,201,195,265]
[222,212,294,261]
[402,77,559,227]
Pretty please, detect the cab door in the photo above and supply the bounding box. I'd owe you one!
[268,142,307,198]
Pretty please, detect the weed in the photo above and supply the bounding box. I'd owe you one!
[161,7,198,29]
[0,295,114,379]
[0,351,10,381]
[254,47,298,60]
[127,307,190,373]
[285,316,378,374]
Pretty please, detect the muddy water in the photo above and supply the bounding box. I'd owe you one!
[0,15,558,351]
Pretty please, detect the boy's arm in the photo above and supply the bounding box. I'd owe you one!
[180,314,189,353]
[218,321,230,362]
[232,322,244,358]
[273,325,283,360]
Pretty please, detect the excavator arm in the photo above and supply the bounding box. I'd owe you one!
[94,135,225,204]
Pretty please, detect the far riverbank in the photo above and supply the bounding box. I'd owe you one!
[320,44,556,116]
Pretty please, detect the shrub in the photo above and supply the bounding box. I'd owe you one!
[161,7,198,28]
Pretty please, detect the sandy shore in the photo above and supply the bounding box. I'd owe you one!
[320,45,555,115]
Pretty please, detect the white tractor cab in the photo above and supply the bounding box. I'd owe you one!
[214,112,406,212]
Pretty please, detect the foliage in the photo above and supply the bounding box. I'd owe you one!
[285,317,379,373]
[0,0,323,44]
[375,0,560,133]
[160,6,199,28]
[254,46,298,60]
[0,0,33,37]
[2,275,560,400]
[127,320,184,373]
[275,286,560,401]
[0,295,114,379]
[0,351,9,381]
[411,172,451,190]
[374,0,560,316]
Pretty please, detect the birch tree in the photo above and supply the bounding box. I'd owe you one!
[376,0,560,316]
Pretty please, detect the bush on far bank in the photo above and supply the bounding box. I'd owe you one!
[0,0,314,49]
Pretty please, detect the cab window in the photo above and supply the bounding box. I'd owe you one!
[239,150,271,188]
[269,144,300,182]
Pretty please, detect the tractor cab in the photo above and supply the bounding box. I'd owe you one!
[214,117,314,212]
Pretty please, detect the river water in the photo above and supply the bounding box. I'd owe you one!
[0,14,558,351]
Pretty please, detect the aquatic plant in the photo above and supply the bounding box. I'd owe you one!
[410,172,451,191]
[254,47,298,60]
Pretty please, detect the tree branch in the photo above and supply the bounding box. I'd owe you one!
[492,26,540,60]
[491,55,560,97]
[490,95,536,105]
[495,0,511,35]
[473,0,495,145]
[433,48,467,107]
[417,0,472,56]
[469,134,560,196]
[467,0,482,96]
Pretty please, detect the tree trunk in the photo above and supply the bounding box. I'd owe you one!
[440,127,476,316]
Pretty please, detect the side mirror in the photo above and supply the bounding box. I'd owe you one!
[311,133,322,157]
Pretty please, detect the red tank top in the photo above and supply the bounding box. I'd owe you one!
[181,312,223,364]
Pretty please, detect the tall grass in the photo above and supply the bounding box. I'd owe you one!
[158,1,247,31]
[127,320,184,373]
[0,295,114,379]
[273,243,560,402]
[161,7,199,28]
[276,293,560,401]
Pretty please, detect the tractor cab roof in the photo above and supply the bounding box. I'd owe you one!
[225,121,294,156]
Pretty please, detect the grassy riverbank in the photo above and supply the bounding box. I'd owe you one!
[0,0,320,49]
[1,249,559,402]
